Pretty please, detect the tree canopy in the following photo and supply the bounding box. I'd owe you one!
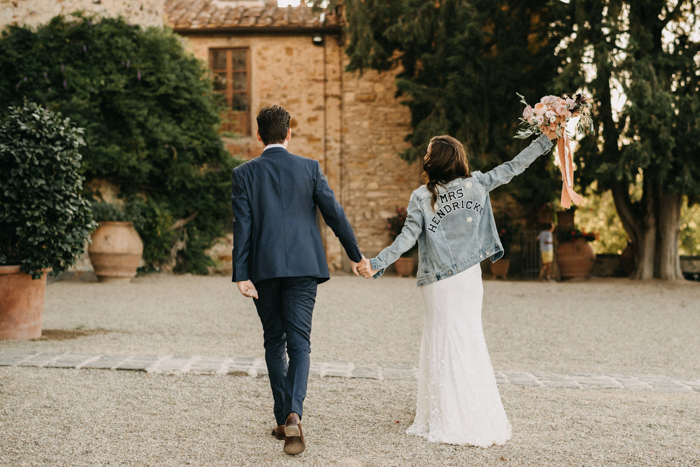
[0,15,240,273]
[332,0,571,209]
[555,0,700,279]
[332,0,700,279]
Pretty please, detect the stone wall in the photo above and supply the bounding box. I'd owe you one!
[340,61,420,260]
[181,33,348,269]
[0,0,164,29]
[179,32,419,270]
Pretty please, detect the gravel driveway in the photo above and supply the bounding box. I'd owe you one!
[1,367,699,467]
[1,273,698,466]
[2,274,699,377]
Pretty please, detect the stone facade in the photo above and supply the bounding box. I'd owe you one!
[340,59,420,260]
[2,0,421,272]
[180,32,420,270]
[0,0,164,29]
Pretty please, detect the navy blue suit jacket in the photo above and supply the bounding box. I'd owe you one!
[231,147,362,284]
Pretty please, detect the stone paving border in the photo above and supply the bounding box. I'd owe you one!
[1,350,699,393]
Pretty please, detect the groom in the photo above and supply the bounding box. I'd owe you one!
[231,105,365,456]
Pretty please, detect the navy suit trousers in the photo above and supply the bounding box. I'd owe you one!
[253,276,317,425]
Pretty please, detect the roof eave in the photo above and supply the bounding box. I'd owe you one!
[171,25,343,36]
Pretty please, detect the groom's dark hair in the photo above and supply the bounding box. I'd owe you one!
[256,105,291,145]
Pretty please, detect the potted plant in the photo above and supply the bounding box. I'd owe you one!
[89,201,144,282]
[555,227,597,279]
[0,102,96,339]
[491,212,517,279]
[387,207,415,277]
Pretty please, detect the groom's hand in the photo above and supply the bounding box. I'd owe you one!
[350,255,367,277]
[237,280,259,299]
[357,259,378,279]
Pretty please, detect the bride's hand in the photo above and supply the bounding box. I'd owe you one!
[543,128,558,140]
[357,259,378,279]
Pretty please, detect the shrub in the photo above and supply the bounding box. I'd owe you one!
[91,202,129,223]
[0,14,242,273]
[0,101,97,279]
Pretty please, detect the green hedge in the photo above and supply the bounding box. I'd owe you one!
[0,14,241,273]
[0,101,97,279]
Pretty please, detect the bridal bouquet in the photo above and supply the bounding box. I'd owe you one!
[515,93,594,208]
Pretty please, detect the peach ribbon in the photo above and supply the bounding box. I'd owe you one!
[557,133,583,209]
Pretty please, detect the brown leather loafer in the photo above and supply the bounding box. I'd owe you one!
[283,413,305,455]
[271,425,285,440]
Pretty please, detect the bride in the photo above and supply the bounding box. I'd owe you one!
[359,130,556,447]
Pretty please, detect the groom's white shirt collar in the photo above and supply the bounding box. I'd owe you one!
[264,143,286,151]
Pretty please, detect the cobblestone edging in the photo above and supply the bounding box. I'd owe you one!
[1,350,699,394]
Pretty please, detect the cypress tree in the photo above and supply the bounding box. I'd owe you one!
[555,0,700,279]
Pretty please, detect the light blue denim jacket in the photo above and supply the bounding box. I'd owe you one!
[369,134,554,286]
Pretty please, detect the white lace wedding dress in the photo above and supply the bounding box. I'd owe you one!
[406,263,512,447]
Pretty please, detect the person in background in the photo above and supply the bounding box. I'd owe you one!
[537,223,555,281]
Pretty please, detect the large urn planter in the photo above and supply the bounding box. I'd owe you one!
[556,239,596,279]
[89,222,144,282]
[490,259,510,279]
[0,266,49,340]
[395,257,415,277]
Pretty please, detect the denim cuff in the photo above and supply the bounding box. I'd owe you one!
[370,257,385,279]
[537,133,554,152]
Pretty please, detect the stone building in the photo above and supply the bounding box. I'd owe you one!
[166,0,420,270]
[1,0,420,272]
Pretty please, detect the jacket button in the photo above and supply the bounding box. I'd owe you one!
[466,182,472,189]
[467,217,473,223]
[448,271,453,275]
[480,255,484,259]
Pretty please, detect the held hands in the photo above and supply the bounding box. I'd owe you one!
[237,280,259,299]
[357,258,379,279]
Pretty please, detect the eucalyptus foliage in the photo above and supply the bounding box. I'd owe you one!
[0,14,241,274]
[0,101,97,279]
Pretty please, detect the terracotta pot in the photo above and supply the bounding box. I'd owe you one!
[89,221,144,282]
[0,266,48,340]
[490,259,510,279]
[395,257,415,277]
[556,239,596,279]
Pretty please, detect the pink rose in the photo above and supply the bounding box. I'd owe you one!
[565,97,576,107]
[534,103,547,115]
[541,95,559,105]
[555,104,569,117]
[534,115,545,125]
[528,116,537,125]
[523,105,534,118]
[545,110,557,119]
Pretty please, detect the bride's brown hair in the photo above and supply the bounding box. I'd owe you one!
[422,135,470,210]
